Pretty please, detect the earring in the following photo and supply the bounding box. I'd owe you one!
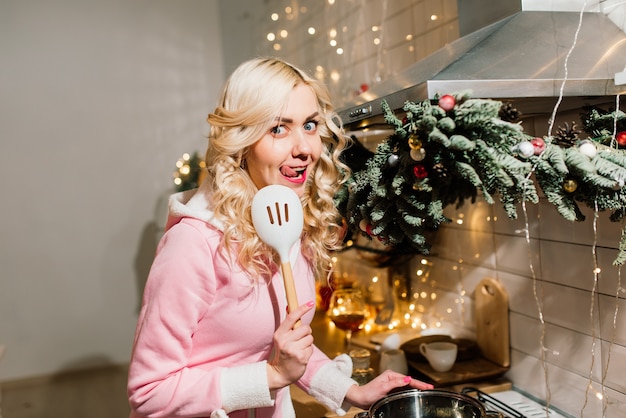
[240,159,247,170]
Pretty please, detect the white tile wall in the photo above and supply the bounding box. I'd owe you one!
[337,194,626,416]
[415,188,626,417]
[334,180,622,408]
[257,0,459,108]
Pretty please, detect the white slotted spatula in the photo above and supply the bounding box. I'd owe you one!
[251,185,304,320]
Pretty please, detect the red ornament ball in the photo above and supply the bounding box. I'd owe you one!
[359,219,373,236]
[413,164,428,179]
[616,131,626,147]
[531,137,546,155]
[438,94,456,112]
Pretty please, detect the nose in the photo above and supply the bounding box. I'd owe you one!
[292,128,312,157]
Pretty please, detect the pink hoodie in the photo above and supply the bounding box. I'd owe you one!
[127,184,356,418]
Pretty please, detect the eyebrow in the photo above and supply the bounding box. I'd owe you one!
[274,111,320,124]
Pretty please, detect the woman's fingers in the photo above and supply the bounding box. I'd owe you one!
[284,299,315,329]
[404,376,434,390]
[267,300,316,388]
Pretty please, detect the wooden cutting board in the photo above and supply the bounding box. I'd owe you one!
[406,356,509,387]
[402,334,508,387]
[402,277,510,386]
[475,277,510,368]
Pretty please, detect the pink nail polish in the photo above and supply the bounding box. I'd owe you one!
[306,300,315,307]
[403,376,411,383]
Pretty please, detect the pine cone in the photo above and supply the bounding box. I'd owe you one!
[554,121,581,147]
[498,102,522,123]
[432,162,447,177]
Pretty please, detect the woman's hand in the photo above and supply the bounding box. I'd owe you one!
[345,370,434,410]
[266,301,316,390]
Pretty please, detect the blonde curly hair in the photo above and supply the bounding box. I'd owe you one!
[204,57,351,282]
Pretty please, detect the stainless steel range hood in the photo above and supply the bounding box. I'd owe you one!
[338,5,626,128]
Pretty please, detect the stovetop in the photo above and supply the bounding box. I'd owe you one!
[462,387,573,418]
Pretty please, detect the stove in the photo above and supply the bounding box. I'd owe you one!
[462,387,573,418]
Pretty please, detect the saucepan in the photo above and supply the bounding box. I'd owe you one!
[354,389,503,418]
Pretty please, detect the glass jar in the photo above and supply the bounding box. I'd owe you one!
[349,348,374,385]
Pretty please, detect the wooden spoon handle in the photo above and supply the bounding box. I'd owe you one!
[281,260,301,328]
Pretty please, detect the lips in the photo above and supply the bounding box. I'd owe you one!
[280,165,307,183]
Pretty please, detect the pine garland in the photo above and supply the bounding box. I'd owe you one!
[336,93,626,266]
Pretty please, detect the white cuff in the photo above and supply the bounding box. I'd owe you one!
[308,354,358,415]
[210,409,229,418]
[220,361,274,413]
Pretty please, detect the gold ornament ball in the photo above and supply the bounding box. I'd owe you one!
[563,179,578,193]
[408,134,422,150]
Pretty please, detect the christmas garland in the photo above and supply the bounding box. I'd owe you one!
[335,92,626,266]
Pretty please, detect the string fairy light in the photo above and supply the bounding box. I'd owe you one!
[519,0,589,414]
[612,94,621,149]
[546,0,587,139]
[599,93,624,418]
[601,266,622,416]
[372,0,388,84]
[581,199,601,416]
[520,200,552,411]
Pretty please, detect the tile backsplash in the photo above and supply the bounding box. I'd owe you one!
[257,0,460,108]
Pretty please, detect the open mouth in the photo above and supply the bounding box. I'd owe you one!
[280,165,307,183]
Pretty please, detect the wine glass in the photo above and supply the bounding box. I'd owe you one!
[328,287,367,350]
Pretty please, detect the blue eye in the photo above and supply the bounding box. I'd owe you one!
[270,125,287,136]
[304,121,319,132]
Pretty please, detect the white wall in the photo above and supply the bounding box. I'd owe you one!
[217,0,266,77]
[0,0,223,381]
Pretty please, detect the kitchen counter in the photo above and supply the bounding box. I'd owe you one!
[291,310,511,417]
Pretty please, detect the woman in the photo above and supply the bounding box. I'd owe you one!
[127,57,432,418]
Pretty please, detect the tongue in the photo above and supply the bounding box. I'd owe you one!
[281,166,298,177]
